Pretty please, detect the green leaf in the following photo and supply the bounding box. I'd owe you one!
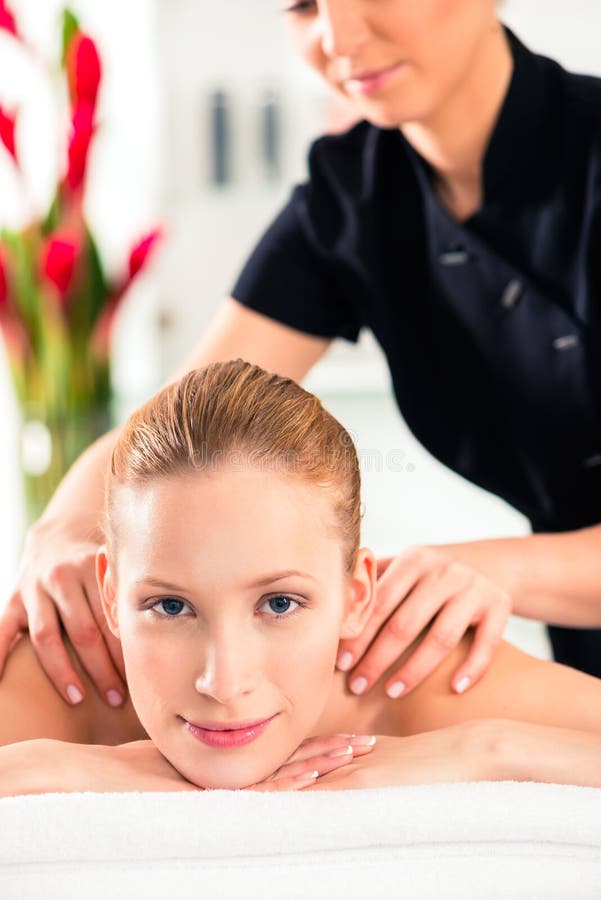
[41,191,61,235]
[85,229,108,324]
[61,8,80,67]
[1,227,45,362]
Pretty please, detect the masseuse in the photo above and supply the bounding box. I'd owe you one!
[1,0,601,713]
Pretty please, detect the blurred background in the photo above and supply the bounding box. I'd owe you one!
[1,0,600,659]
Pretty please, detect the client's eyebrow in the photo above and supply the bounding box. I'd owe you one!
[134,570,317,593]
[246,570,318,588]
[134,577,190,593]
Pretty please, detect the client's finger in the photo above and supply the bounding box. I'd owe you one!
[283,732,365,764]
[267,737,376,782]
[246,741,376,791]
[244,772,322,792]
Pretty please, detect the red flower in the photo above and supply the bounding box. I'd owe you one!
[0,104,18,166]
[40,229,81,299]
[128,228,163,280]
[65,101,95,192]
[66,32,101,112]
[91,228,163,356]
[0,1,20,40]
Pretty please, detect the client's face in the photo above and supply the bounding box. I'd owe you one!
[98,465,374,790]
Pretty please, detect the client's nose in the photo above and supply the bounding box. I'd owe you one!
[193,629,257,704]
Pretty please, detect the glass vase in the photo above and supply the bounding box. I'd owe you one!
[19,401,113,530]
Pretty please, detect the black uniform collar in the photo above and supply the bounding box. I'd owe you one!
[482,26,554,203]
[398,25,556,209]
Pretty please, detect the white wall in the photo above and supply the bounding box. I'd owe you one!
[503,0,601,73]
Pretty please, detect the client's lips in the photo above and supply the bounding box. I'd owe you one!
[188,716,273,731]
[180,714,278,749]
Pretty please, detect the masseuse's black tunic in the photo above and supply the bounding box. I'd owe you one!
[231,26,601,678]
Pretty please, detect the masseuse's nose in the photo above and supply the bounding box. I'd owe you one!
[318,0,370,60]
[193,626,258,704]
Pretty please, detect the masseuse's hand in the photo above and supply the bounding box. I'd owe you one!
[0,516,127,709]
[336,546,512,699]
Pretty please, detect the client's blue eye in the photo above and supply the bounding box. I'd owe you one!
[156,598,188,617]
[149,595,306,621]
[261,595,302,620]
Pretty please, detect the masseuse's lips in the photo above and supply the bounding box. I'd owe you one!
[343,60,405,95]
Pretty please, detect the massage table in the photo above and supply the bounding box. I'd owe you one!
[1,779,600,899]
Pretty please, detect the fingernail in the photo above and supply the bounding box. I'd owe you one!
[106,689,124,707]
[455,676,471,694]
[350,735,376,746]
[296,770,319,780]
[349,676,368,695]
[386,681,406,699]
[66,684,84,705]
[327,745,353,758]
[337,651,353,671]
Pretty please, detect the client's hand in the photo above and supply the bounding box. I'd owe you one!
[1,734,376,797]
[336,546,512,699]
[305,721,491,791]
[245,733,377,792]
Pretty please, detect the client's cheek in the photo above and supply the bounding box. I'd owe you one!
[280,632,339,728]
[118,640,179,734]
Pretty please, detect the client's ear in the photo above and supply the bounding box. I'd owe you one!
[339,547,377,639]
[96,546,120,640]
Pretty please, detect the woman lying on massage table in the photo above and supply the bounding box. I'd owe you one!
[1,359,601,796]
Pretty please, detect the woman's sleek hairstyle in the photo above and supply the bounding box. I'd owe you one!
[103,359,362,570]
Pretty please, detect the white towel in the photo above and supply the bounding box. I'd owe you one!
[1,781,600,900]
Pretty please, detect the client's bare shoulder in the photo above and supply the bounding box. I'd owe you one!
[393,626,601,736]
[0,632,147,747]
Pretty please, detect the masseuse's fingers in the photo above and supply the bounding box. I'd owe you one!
[0,590,29,678]
[447,599,511,695]
[348,569,475,698]
[26,586,91,706]
[47,562,127,708]
[374,577,511,697]
[335,547,425,679]
[84,568,127,684]
[336,547,512,698]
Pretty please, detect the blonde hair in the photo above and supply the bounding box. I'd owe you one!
[104,359,362,571]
